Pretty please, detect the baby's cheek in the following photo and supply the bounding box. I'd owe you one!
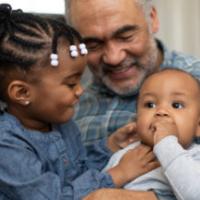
[136,117,149,134]
[137,122,154,146]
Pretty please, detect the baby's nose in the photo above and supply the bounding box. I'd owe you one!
[155,107,169,117]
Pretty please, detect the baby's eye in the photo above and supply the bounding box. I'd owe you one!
[144,102,156,108]
[172,102,184,109]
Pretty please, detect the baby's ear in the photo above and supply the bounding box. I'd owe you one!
[195,118,200,137]
[7,80,31,106]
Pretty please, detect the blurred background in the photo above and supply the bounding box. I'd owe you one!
[154,0,200,58]
[1,0,199,57]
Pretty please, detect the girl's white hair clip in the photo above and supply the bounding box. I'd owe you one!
[79,43,88,55]
[50,53,59,66]
[70,45,79,58]
[50,43,88,66]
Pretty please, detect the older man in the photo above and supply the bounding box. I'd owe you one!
[65,0,200,199]
[66,0,200,143]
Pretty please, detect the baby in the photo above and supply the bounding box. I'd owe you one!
[104,68,200,200]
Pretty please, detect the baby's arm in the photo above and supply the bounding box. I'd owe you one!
[149,117,200,199]
[154,136,200,200]
[148,116,178,145]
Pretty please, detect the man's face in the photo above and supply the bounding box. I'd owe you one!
[137,70,200,148]
[69,0,160,96]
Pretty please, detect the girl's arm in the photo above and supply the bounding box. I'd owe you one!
[0,134,114,200]
[83,188,157,200]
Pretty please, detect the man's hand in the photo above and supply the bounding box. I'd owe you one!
[83,188,158,200]
[107,122,139,152]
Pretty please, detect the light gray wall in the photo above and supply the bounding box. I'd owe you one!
[154,0,200,57]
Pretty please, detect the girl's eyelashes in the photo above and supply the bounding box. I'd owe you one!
[67,83,77,88]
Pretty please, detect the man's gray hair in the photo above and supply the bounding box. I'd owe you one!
[64,0,72,24]
[65,0,153,25]
[135,0,153,19]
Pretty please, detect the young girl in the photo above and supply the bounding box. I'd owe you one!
[0,4,158,200]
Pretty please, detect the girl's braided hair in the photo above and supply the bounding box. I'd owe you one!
[0,3,82,102]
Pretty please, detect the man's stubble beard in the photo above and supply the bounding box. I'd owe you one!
[98,37,159,96]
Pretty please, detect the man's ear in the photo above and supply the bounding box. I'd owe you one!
[150,6,160,34]
[7,80,31,106]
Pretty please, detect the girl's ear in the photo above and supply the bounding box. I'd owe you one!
[7,80,31,106]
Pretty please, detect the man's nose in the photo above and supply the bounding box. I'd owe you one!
[102,42,126,65]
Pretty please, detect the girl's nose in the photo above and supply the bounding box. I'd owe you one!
[75,84,84,97]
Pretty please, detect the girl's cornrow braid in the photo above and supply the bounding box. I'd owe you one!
[0,49,35,68]
[9,35,45,51]
[12,23,42,38]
